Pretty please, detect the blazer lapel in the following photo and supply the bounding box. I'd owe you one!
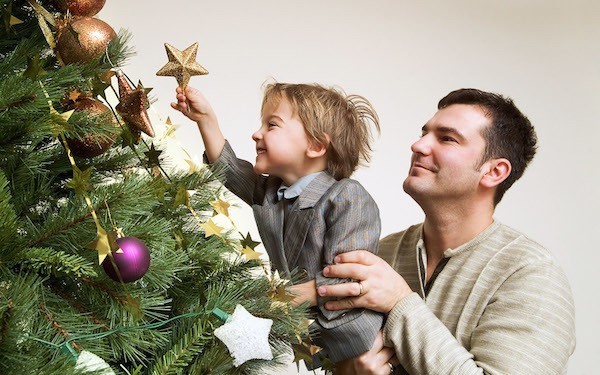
[252,178,290,277]
[283,172,336,269]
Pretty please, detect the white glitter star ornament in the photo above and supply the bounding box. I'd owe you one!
[214,304,274,367]
[75,350,115,375]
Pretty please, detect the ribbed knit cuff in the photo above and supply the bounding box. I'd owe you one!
[382,292,424,347]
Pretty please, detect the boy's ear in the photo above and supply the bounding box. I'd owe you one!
[480,158,511,188]
[306,133,330,159]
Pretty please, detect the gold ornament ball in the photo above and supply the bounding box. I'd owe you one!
[50,0,106,16]
[65,97,119,158]
[57,17,116,65]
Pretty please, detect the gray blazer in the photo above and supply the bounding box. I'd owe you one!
[212,141,384,362]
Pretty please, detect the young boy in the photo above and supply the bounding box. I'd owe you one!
[172,82,383,366]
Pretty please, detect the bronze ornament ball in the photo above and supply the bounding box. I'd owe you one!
[65,97,119,158]
[56,17,116,65]
[51,0,106,17]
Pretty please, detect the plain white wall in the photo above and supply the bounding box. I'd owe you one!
[98,1,599,373]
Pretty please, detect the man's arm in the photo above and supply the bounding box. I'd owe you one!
[320,251,576,374]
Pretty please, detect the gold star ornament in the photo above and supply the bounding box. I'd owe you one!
[241,246,261,261]
[200,218,224,238]
[210,198,230,217]
[87,226,122,264]
[269,284,296,303]
[240,232,261,250]
[65,166,93,196]
[156,42,208,90]
[48,107,74,138]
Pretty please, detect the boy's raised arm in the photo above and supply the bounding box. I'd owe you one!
[171,86,225,163]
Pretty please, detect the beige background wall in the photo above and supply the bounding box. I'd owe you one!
[100,1,599,373]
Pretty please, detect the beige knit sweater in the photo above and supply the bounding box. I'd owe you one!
[380,221,576,374]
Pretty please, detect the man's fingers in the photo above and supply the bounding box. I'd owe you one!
[372,330,384,350]
[324,297,359,311]
[323,263,367,280]
[318,282,361,298]
[333,249,379,265]
[388,354,400,367]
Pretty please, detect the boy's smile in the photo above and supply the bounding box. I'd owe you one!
[252,97,312,186]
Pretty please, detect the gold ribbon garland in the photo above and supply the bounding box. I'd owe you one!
[26,0,57,50]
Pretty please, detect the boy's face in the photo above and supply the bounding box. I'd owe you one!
[253,96,311,185]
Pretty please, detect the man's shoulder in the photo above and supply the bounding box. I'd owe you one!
[381,224,422,243]
[490,222,555,263]
[378,224,422,263]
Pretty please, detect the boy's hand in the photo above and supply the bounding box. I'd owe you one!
[170,85,225,162]
[288,279,317,307]
[170,86,216,126]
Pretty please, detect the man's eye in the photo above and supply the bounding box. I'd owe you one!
[441,136,457,142]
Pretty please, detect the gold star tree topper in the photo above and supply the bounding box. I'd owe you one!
[156,42,208,90]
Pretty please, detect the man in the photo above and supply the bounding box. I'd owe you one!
[318,88,576,374]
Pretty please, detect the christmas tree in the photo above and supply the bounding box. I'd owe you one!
[0,1,308,374]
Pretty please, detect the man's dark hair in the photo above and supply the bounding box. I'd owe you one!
[438,88,537,205]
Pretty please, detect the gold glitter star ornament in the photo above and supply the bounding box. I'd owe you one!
[156,42,208,89]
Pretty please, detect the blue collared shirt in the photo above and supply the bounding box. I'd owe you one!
[277,172,322,201]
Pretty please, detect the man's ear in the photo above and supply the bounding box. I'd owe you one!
[480,158,511,188]
[306,133,330,159]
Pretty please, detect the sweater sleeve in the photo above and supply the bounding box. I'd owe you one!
[383,259,576,375]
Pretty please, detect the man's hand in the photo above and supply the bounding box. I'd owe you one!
[334,331,398,375]
[318,250,411,314]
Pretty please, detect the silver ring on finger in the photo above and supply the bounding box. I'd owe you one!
[387,362,394,374]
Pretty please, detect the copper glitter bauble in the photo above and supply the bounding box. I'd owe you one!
[65,97,119,158]
[51,0,106,16]
[57,17,116,65]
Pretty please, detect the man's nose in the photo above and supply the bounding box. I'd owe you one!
[411,135,432,155]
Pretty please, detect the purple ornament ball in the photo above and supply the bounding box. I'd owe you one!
[102,236,151,283]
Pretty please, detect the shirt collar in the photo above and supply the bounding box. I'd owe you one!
[277,172,322,201]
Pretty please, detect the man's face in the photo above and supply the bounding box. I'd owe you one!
[403,104,490,204]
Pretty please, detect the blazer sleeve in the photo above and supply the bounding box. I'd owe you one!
[313,180,384,362]
[205,140,266,205]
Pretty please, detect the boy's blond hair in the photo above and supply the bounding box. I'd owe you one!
[261,83,380,180]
